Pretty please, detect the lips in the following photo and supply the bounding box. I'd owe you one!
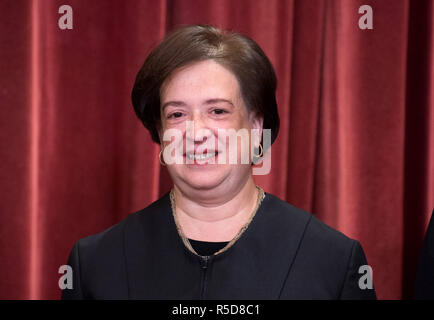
[183,150,219,163]
[186,152,217,161]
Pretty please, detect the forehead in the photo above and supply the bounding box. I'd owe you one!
[160,60,241,104]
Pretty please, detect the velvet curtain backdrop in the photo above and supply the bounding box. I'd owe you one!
[0,0,433,300]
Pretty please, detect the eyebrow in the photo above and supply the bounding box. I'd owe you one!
[161,98,234,110]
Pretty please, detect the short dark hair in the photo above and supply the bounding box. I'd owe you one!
[131,24,280,147]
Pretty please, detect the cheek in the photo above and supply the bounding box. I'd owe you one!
[219,112,250,131]
[160,121,186,143]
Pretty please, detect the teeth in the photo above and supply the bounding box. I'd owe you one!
[186,153,216,160]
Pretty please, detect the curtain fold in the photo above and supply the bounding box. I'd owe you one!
[0,0,432,299]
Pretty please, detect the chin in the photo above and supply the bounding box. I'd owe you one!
[171,165,230,191]
[186,172,227,191]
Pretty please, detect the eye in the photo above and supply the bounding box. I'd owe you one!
[167,112,184,119]
[211,108,228,115]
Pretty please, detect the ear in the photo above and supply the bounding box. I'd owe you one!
[249,112,264,147]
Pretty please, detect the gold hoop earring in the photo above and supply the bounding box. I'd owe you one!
[159,150,166,166]
[253,143,263,158]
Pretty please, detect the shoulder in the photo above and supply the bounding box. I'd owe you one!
[263,192,375,299]
[263,192,355,250]
[261,192,359,280]
[63,193,172,299]
[73,192,170,261]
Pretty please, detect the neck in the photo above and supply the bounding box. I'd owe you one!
[172,176,259,241]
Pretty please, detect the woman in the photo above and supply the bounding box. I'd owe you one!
[62,25,376,300]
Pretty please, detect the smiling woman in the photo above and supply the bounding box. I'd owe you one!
[159,59,262,203]
[61,24,377,300]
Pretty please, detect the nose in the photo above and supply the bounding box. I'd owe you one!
[186,111,213,143]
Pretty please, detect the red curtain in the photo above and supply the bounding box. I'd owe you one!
[0,0,433,300]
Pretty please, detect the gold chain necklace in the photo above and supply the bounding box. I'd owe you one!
[170,185,265,257]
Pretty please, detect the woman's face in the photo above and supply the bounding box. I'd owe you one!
[159,59,262,195]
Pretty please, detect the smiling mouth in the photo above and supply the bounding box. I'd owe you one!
[185,151,218,161]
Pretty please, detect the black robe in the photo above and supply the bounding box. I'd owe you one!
[61,191,377,299]
[414,210,434,299]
